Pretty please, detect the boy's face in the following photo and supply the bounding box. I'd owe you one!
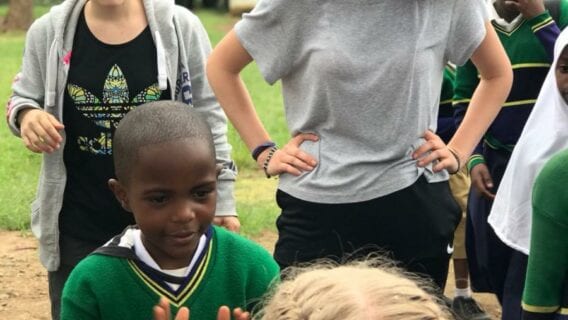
[110,138,217,269]
[556,46,568,104]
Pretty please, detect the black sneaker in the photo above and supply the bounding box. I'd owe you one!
[451,296,492,320]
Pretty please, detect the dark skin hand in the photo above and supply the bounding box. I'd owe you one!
[470,163,495,200]
[495,0,546,22]
[153,297,251,320]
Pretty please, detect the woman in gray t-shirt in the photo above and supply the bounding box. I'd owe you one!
[207,0,512,290]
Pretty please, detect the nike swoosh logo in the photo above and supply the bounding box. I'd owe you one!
[447,244,454,254]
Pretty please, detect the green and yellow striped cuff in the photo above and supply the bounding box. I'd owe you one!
[522,302,559,314]
[529,12,554,33]
[467,154,485,173]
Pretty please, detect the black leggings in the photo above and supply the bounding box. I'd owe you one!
[274,176,461,290]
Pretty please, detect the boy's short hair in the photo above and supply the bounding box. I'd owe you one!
[113,100,214,182]
[255,257,451,320]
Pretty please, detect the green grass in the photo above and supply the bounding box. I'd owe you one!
[198,10,289,169]
[0,7,284,236]
[0,33,40,230]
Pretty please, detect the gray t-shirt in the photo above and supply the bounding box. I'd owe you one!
[235,0,488,204]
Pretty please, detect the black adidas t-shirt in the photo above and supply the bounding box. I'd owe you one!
[60,11,171,243]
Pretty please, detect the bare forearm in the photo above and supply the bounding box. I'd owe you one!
[208,70,270,150]
[448,21,513,162]
[206,30,271,152]
[449,75,511,159]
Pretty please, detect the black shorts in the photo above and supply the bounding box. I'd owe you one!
[274,175,461,289]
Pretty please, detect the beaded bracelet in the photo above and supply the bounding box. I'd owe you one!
[447,147,461,175]
[252,141,276,161]
[263,146,278,178]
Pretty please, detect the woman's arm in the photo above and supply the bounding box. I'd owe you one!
[206,30,269,151]
[206,30,317,177]
[449,21,513,163]
[6,16,64,153]
[414,21,512,173]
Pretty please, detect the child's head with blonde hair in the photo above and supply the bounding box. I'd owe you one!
[254,258,451,320]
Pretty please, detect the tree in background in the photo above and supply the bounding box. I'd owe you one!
[2,0,33,31]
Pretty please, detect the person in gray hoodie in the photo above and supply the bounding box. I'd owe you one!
[5,0,237,318]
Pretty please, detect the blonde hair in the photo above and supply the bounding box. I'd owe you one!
[254,258,451,320]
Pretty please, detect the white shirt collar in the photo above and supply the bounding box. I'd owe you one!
[132,229,207,277]
[486,0,523,32]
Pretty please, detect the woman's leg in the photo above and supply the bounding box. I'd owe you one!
[273,176,461,289]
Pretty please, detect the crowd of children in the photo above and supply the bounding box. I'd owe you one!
[453,0,567,319]
[5,0,568,319]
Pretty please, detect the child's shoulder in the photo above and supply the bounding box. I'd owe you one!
[74,252,123,271]
[66,253,127,287]
[211,226,280,280]
[212,226,274,260]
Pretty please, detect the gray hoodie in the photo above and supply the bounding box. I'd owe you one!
[6,0,236,271]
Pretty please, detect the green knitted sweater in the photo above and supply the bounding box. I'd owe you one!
[60,226,279,320]
[522,149,568,319]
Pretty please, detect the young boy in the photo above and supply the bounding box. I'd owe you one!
[6,1,238,318]
[453,0,567,318]
[60,101,279,320]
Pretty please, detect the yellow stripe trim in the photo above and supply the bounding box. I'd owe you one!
[484,139,499,150]
[129,261,175,300]
[439,99,452,105]
[452,98,471,106]
[560,308,568,315]
[503,99,537,107]
[522,302,559,313]
[493,19,526,36]
[511,63,551,69]
[127,238,213,307]
[533,20,554,33]
[445,64,456,76]
[475,64,550,79]
[532,17,553,32]
[453,99,535,108]
[173,242,213,307]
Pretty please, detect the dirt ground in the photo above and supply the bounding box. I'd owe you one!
[0,230,501,319]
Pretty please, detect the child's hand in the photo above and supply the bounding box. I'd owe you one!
[505,0,546,19]
[18,108,64,153]
[413,130,461,173]
[257,133,319,177]
[213,216,241,232]
[217,306,251,320]
[153,297,189,320]
[470,163,496,200]
[153,297,251,320]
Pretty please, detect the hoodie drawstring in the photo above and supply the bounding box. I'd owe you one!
[45,40,59,108]
[154,31,168,90]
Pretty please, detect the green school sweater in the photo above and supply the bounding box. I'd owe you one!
[453,9,568,172]
[60,226,279,320]
[522,149,568,319]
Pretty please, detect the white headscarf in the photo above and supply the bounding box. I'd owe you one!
[488,29,568,254]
